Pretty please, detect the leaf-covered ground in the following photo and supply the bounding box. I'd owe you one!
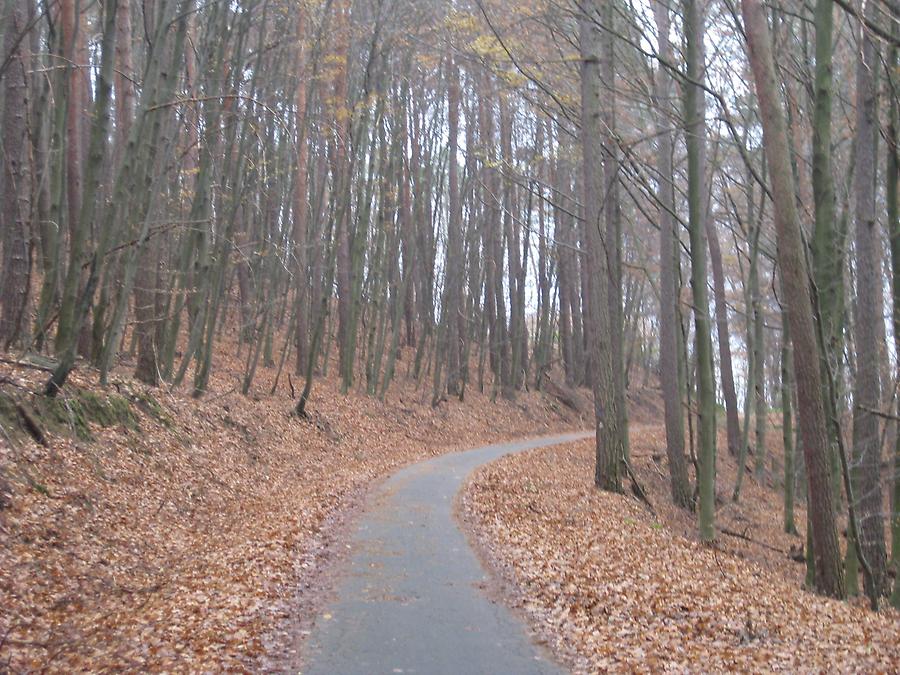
[0,351,581,672]
[462,428,900,673]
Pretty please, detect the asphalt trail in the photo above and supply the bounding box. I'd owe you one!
[301,431,590,675]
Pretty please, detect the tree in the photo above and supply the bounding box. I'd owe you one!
[810,0,845,507]
[707,213,741,460]
[683,0,717,542]
[0,0,32,348]
[651,0,692,509]
[579,0,624,493]
[850,2,888,599]
[739,0,845,598]
[887,5,900,610]
[445,56,464,397]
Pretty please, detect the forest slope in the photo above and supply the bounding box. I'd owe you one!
[0,351,583,672]
[462,430,900,672]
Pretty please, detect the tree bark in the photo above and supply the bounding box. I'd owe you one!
[652,0,692,509]
[600,0,629,460]
[781,294,797,534]
[333,0,354,393]
[0,0,32,348]
[887,13,900,610]
[739,0,845,598]
[851,7,888,599]
[292,7,311,375]
[811,0,844,507]
[579,0,623,492]
[706,219,741,459]
[445,57,464,397]
[683,0,717,542]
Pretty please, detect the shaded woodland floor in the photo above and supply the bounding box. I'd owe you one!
[462,422,900,673]
[0,343,583,672]
[5,325,898,672]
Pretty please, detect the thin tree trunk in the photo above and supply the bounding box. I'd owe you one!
[781,296,797,534]
[684,0,717,542]
[652,0,692,509]
[333,0,353,393]
[292,7,311,374]
[445,56,464,397]
[851,6,888,600]
[706,219,740,458]
[753,255,767,479]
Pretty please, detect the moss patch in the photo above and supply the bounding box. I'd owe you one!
[131,390,172,427]
[0,391,24,443]
[31,390,140,441]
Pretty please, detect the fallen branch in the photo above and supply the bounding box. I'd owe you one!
[720,526,787,555]
[0,356,56,373]
[622,458,656,516]
[15,403,49,447]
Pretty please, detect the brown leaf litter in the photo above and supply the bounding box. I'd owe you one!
[462,427,900,673]
[1,347,583,672]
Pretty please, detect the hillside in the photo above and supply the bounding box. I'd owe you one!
[0,346,584,671]
[462,421,900,672]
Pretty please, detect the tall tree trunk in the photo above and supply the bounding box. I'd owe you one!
[445,57,464,397]
[753,256,767,479]
[887,12,900,610]
[292,6,311,375]
[478,74,507,397]
[134,222,161,385]
[683,0,717,542]
[706,220,741,458]
[652,0,691,509]
[0,0,32,348]
[579,0,623,493]
[739,0,845,598]
[533,120,552,390]
[600,0,629,460]
[501,95,523,395]
[553,148,578,387]
[46,0,125,394]
[54,0,85,354]
[333,0,354,393]
[851,7,888,600]
[811,0,844,507]
[781,296,797,534]
[113,0,134,169]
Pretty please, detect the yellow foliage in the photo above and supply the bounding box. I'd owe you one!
[469,34,507,62]
[444,9,479,34]
[498,69,528,89]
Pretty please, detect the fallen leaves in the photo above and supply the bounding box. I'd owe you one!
[1,344,580,672]
[462,429,900,673]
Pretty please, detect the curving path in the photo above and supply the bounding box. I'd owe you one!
[301,431,590,675]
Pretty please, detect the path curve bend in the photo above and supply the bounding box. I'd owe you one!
[301,431,590,675]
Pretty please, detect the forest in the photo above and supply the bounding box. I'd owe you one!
[1,0,900,669]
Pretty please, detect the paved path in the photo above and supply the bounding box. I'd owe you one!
[301,431,590,675]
